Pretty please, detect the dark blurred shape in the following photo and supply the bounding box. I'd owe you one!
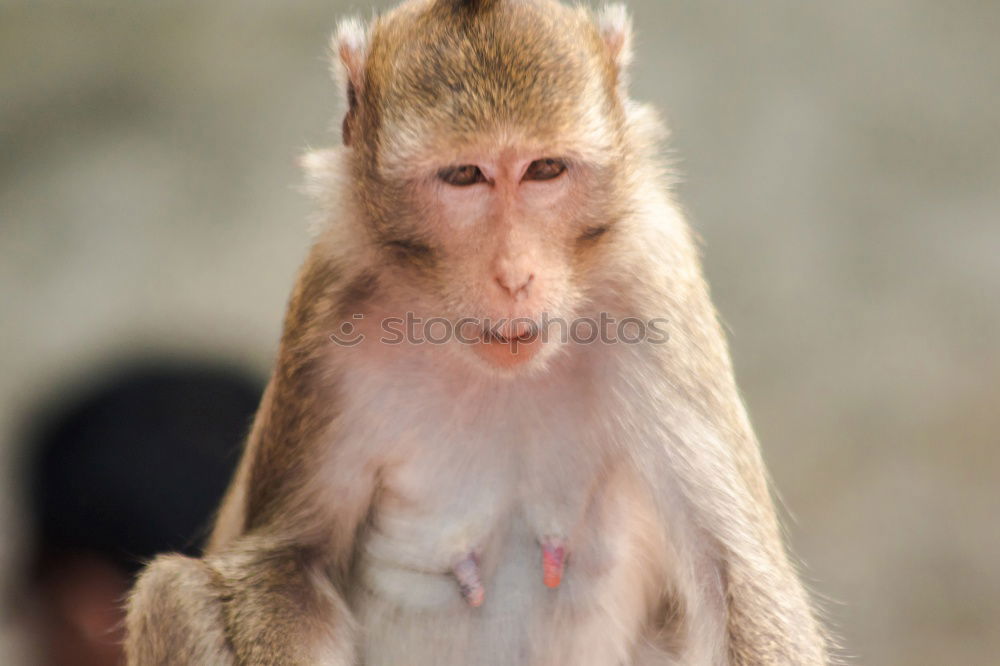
[27,361,262,574]
[18,360,263,666]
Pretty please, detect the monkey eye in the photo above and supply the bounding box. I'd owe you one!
[523,158,567,182]
[439,165,487,187]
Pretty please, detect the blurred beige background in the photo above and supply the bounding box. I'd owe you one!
[2,1,998,664]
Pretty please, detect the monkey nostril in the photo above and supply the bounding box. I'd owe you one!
[495,276,512,297]
[518,274,535,296]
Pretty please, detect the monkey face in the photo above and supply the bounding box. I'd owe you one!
[353,121,624,375]
[427,145,585,369]
[332,0,630,373]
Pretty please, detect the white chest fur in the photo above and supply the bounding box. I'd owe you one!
[333,347,668,665]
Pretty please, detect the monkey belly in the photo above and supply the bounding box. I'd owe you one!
[350,481,658,665]
[332,356,666,663]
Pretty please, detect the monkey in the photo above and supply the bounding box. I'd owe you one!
[124,1,831,664]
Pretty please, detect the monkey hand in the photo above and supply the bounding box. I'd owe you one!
[540,536,567,589]
[452,552,485,607]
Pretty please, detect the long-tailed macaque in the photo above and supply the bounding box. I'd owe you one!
[125,1,830,664]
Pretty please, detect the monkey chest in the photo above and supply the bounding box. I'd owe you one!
[350,433,660,665]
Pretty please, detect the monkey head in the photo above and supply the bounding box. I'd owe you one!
[315,0,636,372]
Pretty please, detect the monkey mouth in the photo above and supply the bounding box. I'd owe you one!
[481,327,538,346]
[474,322,543,368]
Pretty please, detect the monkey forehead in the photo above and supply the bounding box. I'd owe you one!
[367,0,620,173]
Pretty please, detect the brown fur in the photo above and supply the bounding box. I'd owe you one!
[125,1,830,664]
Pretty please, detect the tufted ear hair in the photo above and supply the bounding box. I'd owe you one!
[596,4,634,92]
[331,17,369,147]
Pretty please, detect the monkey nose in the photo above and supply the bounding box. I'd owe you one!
[495,273,534,301]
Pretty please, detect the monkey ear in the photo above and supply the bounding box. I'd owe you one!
[596,4,634,90]
[331,17,369,147]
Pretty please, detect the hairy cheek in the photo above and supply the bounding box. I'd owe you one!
[518,185,582,313]
[522,179,573,209]
[435,188,492,231]
[541,258,576,315]
[524,183,589,250]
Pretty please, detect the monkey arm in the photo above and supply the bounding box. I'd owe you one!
[628,261,830,664]
[655,390,830,664]
[637,404,829,666]
[125,554,235,666]
[211,536,361,665]
[127,250,378,665]
[714,449,831,666]
[126,421,374,666]
[126,536,360,666]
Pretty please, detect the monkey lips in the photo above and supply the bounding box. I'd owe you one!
[470,320,543,368]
